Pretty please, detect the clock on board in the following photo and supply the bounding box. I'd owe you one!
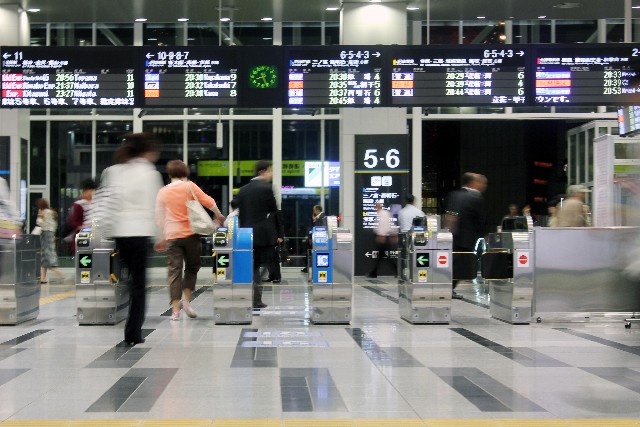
[249,65,278,89]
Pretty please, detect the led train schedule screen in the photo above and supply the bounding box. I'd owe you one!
[1,47,136,107]
[143,47,239,107]
[390,46,528,106]
[286,47,385,107]
[533,44,640,105]
[142,47,238,107]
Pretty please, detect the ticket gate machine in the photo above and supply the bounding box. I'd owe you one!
[311,225,353,324]
[482,229,533,324]
[398,225,453,324]
[75,225,129,325]
[212,220,254,325]
[0,235,41,324]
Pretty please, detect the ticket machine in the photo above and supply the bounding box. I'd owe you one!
[482,227,533,324]
[398,223,453,324]
[311,224,353,324]
[0,234,41,324]
[213,218,254,324]
[76,223,129,325]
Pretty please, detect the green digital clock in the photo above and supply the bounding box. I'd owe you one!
[249,65,278,89]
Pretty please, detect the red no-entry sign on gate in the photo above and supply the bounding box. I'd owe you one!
[516,251,530,267]
[436,251,449,268]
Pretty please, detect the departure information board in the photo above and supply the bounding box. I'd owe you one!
[1,47,136,108]
[142,47,239,107]
[286,47,385,107]
[533,44,640,105]
[391,46,528,106]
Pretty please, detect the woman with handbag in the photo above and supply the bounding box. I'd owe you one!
[35,198,64,284]
[155,160,225,321]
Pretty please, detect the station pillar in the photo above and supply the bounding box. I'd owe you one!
[0,5,30,209]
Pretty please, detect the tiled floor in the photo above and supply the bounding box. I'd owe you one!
[1,268,640,427]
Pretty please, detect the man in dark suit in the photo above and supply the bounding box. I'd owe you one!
[313,205,327,227]
[445,172,487,299]
[237,160,278,309]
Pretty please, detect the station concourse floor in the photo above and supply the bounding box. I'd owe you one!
[1,269,640,427]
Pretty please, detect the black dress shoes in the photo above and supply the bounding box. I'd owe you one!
[253,302,268,309]
[124,338,145,346]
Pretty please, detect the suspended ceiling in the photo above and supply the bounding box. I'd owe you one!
[2,0,637,24]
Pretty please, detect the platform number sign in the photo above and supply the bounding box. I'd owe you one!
[354,134,410,276]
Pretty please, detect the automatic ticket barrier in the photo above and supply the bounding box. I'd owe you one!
[0,235,41,324]
[398,224,453,324]
[311,225,353,324]
[212,220,253,325]
[75,226,129,325]
[482,228,533,324]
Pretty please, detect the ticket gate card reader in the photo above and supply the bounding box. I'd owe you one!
[213,221,254,325]
[76,226,130,325]
[0,234,42,325]
[482,231,533,324]
[311,226,353,324]
[399,226,453,324]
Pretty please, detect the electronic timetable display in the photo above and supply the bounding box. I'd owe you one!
[533,44,640,105]
[1,46,137,107]
[286,46,385,107]
[142,47,239,107]
[390,46,528,106]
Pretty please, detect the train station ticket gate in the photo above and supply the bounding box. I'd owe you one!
[212,220,254,325]
[75,225,129,325]
[482,226,534,324]
[311,225,353,324]
[0,235,41,324]
[398,223,453,324]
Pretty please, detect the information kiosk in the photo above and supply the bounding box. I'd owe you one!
[310,223,353,324]
[212,218,254,324]
[398,217,453,324]
[0,234,41,324]
[75,223,129,325]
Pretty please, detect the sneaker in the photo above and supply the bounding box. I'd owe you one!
[182,300,198,318]
[170,310,180,321]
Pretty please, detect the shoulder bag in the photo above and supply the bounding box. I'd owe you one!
[187,181,215,235]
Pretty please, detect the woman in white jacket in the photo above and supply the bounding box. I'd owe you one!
[100,133,163,346]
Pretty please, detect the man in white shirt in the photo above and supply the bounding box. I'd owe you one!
[366,200,398,278]
[398,195,426,233]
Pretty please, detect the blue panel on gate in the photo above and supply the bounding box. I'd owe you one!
[233,250,253,284]
[235,227,253,250]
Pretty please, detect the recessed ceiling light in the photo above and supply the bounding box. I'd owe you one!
[553,2,583,8]
[369,0,382,2]
[499,34,507,40]
[177,18,189,22]
[538,15,547,18]
[187,38,195,41]
[407,6,420,10]
[477,16,486,19]
[220,17,230,21]
[263,37,273,40]
[261,17,273,21]
[27,8,40,12]
[634,5,640,8]
[135,18,147,22]
[147,38,157,41]
[326,7,339,11]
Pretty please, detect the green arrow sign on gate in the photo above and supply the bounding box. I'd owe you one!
[416,254,429,268]
[78,254,92,268]
[217,254,229,267]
